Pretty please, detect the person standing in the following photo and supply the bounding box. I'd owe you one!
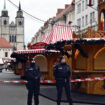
[26,58,40,105]
[54,56,73,105]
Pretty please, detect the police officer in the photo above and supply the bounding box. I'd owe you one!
[54,56,73,105]
[26,58,40,105]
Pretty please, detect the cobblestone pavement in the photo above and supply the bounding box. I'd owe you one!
[0,71,97,105]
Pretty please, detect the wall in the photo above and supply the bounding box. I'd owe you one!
[75,0,98,34]
[0,12,24,50]
[72,44,105,95]
[0,47,13,59]
[66,7,75,31]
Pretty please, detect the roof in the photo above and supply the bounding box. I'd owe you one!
[45,38,105,58]
[12,49,59,56]
[0,38,12,48]
[54,4,75,22]
[41,24,73,44]
[46,38,105,50]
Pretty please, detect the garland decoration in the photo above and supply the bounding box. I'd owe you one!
[45,39,105,58]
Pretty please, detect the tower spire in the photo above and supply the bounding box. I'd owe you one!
[16,0,23,18]
[2,0,8,17]
[3,0,7,11]
[19,1,21,11]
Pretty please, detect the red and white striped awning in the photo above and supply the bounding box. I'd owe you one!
[40,34,48,43]
[51,24,72,43]
[14,49,59,54]
[41,24,73,44]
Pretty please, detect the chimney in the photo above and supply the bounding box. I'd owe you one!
[56,9,64,15]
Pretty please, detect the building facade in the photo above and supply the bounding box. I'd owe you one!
[75,0,98,34]
[0,38,13,61]
[31,18,53,44]
[31,1,75,44]
[0,1,24,50]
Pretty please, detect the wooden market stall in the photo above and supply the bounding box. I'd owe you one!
[11,24,72,80]
[73,29,105,95]
[11,42,60,80]
[45,27,105,95]
[44,0,105,95]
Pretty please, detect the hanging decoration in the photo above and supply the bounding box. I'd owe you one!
[88,0,93,6]
[45,39,105,58]
[74,44,88,58]
[89,0,92,6]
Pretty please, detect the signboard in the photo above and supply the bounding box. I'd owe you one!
[31,42,47,49]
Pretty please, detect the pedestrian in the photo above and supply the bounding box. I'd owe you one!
[54,56,73,105]
[26,58,41,105]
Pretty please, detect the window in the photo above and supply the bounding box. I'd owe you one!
[82,0,84,11]
[86,0,88,9]
[9,36,11,42]
[4,20,7,25]
[82,16,84,27]
[90,12,95,23]
[77,3,81,14]
[10,35,16,43]
[85,15,88,26]
[92,0,94,5]
[77,18,81,28]
[93,12,95,22]
[5,52,8,57]
[15,36,17,42]
[18,21,22,26]
[12,36,14,42]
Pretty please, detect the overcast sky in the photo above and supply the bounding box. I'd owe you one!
[0,0,72,45]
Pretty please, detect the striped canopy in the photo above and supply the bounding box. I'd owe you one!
[41,24,73,44]
[13,49,59,54]
[41,34,49,42]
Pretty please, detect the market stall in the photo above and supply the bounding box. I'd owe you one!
[45,27,105,95]
[11,42,60,80]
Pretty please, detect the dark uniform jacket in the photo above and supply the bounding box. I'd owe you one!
[26,64,40,94]
[54,63,71,85]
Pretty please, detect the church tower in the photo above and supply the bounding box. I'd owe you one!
[1,0,9,41]
[15,1,24,50]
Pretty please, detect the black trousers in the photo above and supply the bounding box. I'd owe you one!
[27,89,39,105]
[56,82,73,105]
